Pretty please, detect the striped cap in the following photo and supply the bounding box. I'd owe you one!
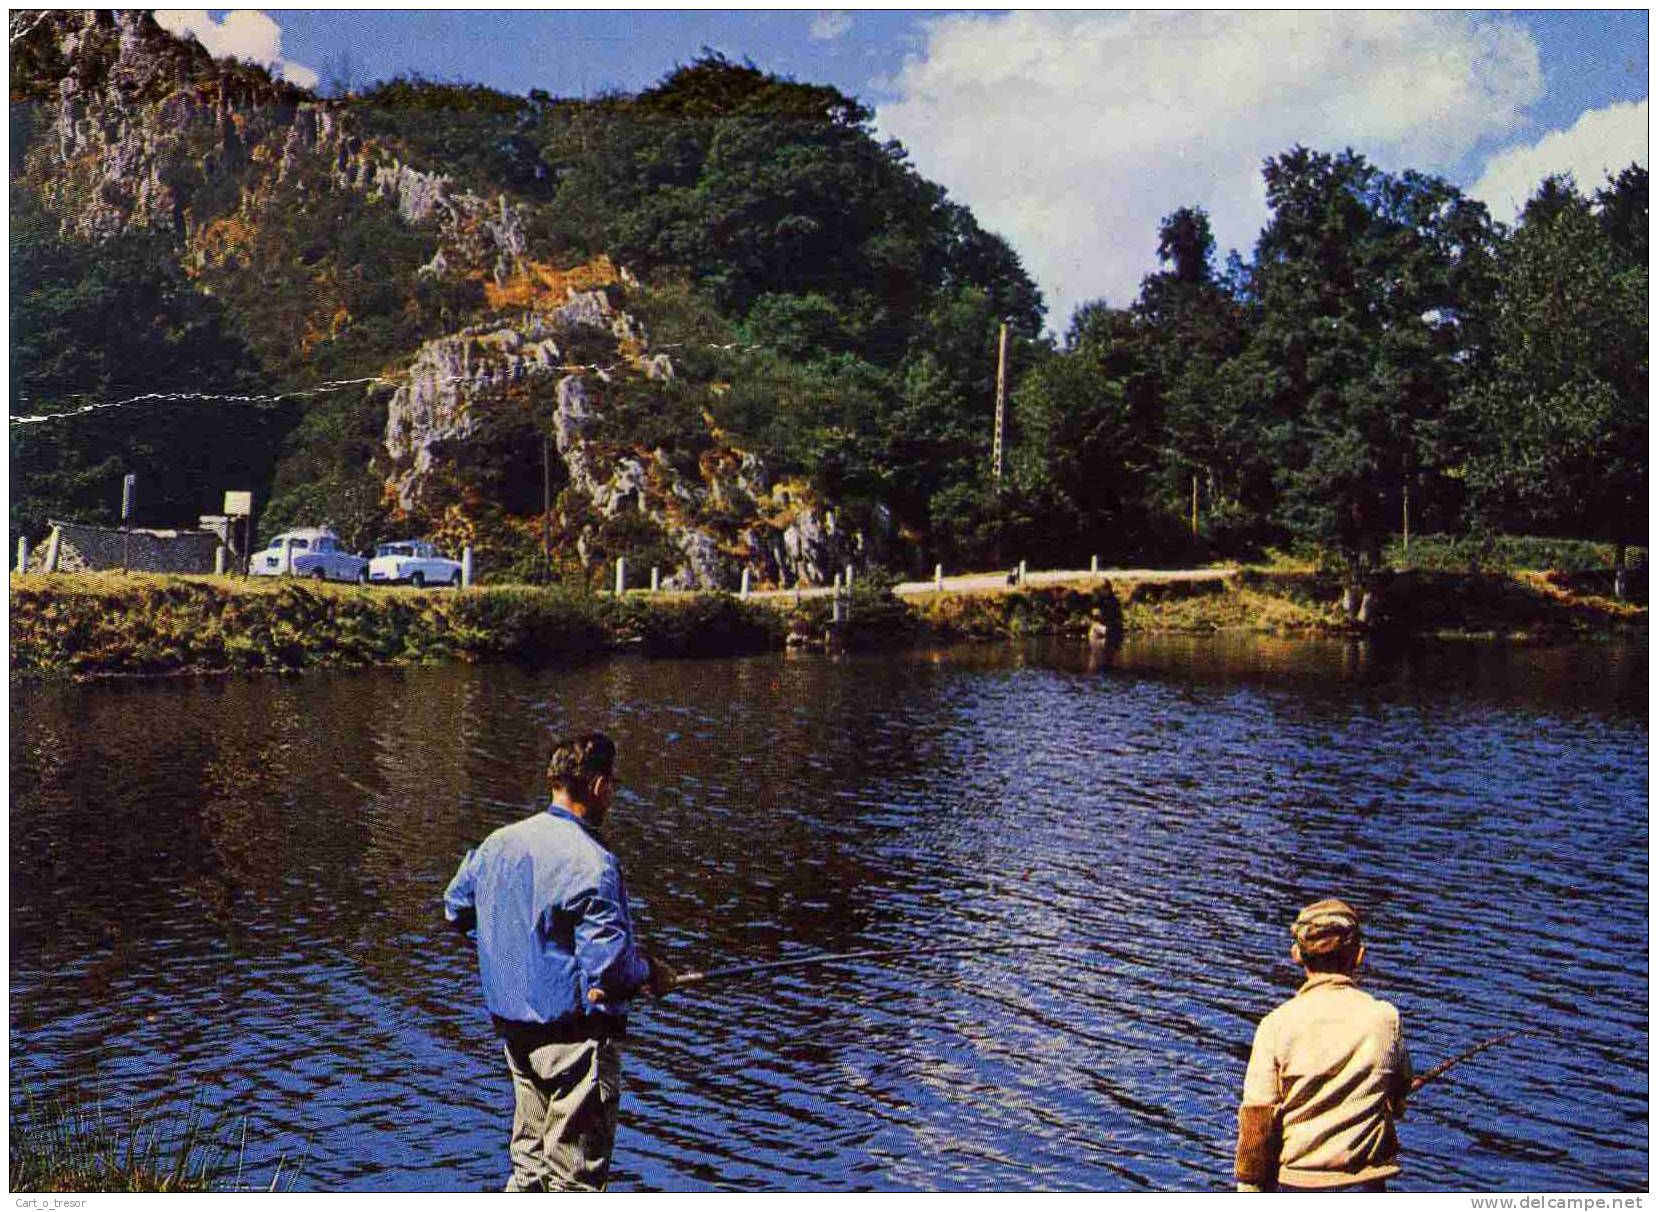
[1291,898,1362,956]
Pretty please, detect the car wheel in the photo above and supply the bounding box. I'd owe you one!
[410,571,425,589]
[450,570,463,588]
[310,567,327,581]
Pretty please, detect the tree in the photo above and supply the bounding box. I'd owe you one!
[1596,163,1648,270]
[347,76,553,199]
[1007,333,1165,565]
[1453,171,1647,574]
[9,203,290,544]
[1133,208,1264,545]
[1244,148,1500,573]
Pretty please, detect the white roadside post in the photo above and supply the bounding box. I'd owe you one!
[214,546,227,576]
[935,563,944,592]
[740,567,751,598]
[1018,559,1027,584]
[1091,554,1099,576]
[44,527,61,573]
[615,557,626,596]
[651,566,660,593]
[15,536,28,574]
[845,563,854,591]
[832,583,844,625]
[462,546,474,588]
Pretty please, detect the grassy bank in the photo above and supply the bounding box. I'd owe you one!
[902,574,1340,641]
[9,573,785,679]
[9,566,1644,681]
[1234,568,1646,639]
[903,568,1642,642]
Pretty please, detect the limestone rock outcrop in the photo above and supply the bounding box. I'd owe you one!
[20,10,528,283]
[381,288,867,589]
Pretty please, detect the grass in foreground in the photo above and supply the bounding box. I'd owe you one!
[9,1084,302,1193]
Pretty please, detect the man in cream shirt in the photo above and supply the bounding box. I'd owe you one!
[1236,898,1413,1191]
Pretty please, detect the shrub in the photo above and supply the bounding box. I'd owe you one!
[1385,533,1646,574]
[607,592,783,657]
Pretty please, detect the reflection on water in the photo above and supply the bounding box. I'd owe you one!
[9,637,1648,1190]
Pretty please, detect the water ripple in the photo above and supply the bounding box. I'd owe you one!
[9,637,1646,1190]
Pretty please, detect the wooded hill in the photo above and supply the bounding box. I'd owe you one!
[9,12,1646,584]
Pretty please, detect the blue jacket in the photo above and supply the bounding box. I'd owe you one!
[444,804,651,1032]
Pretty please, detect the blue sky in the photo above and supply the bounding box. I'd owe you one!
[159,9,1649,329]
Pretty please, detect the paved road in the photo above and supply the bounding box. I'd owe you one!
[743,566,1237,603]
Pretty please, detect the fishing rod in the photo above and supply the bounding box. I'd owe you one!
[1411,1029,1524,1093]
[670,940,1030,990]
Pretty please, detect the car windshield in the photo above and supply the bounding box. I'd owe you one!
[377,544,416,557]
[289,539,309,550]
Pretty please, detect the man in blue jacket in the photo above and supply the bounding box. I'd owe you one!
[444,731,676,1191]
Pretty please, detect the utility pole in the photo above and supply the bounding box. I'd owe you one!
[991,321,1009,485]
[1402,481,1411,556]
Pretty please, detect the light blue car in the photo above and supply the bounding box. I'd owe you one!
[249,528,368,582]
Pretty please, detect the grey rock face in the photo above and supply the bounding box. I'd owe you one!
[28,10,527,280]
[383,298,756,590]
[385,318,565,512]
[590,458,650,519]
[779,506,856,587]
[668,531,733,592]
[381,292,863,591]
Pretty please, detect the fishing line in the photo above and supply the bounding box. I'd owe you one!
[670,939,1034,990]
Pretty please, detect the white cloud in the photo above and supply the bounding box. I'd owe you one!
[154,10,319,90]
[875,11,1544,330]
[1470,99,1649,221]
[810,12,852,43]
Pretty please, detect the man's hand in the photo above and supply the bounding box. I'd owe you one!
[583,956,679,1005]
[646,954,679,998]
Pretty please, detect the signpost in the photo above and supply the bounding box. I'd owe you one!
[121,474,137,572]
[224,491,253,577]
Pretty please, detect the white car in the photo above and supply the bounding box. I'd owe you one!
[249,528,368,582]
[369,540,463,588]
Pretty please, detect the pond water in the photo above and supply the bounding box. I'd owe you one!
[9,636,1648,1191]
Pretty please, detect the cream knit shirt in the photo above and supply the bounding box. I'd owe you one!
[1241,972,1413,1189]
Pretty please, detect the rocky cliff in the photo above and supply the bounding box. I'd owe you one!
[17,10,524,282]
[12,10,875,588]
[380,281,869,590]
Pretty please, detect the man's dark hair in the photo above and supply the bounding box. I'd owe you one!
[1301,941,1362,974]
[546,732,616,798]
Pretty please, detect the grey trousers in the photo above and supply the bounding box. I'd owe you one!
[502,1036,621,1192]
